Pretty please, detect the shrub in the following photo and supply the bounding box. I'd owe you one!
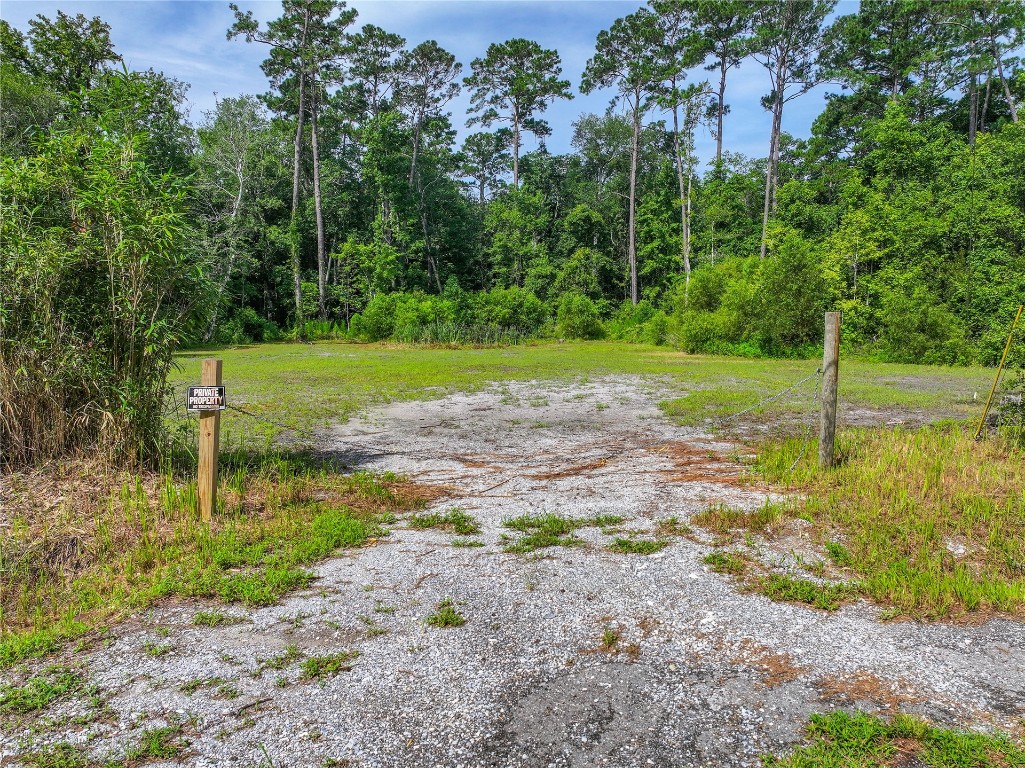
[878,286,971,365]
[1,127,200,467]
[464,287,548,334]
[220,307,281,345]
[754,230,827,351]
[606,300,669,345]
[556,292,604,340]
[349,293,399,341]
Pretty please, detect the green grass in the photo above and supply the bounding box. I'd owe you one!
[170,342,990,442]
[758,575,857,612]
[608,538,669,555]
[425,598,466,628]
[191,609,247,627]
[18,742,89,768]
[119,724,188,763]
[408,507,481,535]
[259,643,303,672]
[763,711,1025,766]
[1,461,432,667]
[18,724,189,767]
[703,550,749,576]
[601,625,619,649]
[300,651,359,680]
[753,424,1025,619]
[142,640,173,657]
[0,667,83,714]
[500,513,626,554]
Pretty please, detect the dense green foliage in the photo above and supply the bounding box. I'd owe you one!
[2,2,1024,462]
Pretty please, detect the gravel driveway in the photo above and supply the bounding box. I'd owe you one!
[4,377,1024,767]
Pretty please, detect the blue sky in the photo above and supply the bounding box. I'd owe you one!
[2,0,860,167]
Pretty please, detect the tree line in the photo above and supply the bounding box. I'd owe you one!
[2,1,1024,464]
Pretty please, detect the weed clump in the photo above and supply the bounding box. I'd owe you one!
[608,538,669,555]
[191,610,247,627]
[19,742,89,768]
[409,507,480,535]
[300,651,359,680]
[426,598,466,628]
[501,513,625,554]
[758,575,855,612]
[704,550,748,575]
[451,538,485,548]
[0,667,83,714]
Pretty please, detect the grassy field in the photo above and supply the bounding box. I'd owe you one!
[170,340,993,443]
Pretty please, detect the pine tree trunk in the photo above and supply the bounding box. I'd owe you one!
[671,103,691,290]
[628,92,640,305]
[290,77,307,323]
[981,68,993,132]
[289,9,311,325]
[716,60,728,164]
[311,83,328,320]
[512,104,521,189]
[995,49,1019,123]
[760,91,784,260]
[968,72,978,145]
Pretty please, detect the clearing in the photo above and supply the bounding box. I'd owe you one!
[2,343,1022,767]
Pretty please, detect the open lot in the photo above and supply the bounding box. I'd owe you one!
[3,342,1022,767]
[170,341,993,440]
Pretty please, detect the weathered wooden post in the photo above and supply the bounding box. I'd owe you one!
[818,312,840,469]
[197,358,222,522]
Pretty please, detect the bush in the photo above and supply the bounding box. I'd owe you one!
[1,127,199,467]
[669,258,760,354]
[349,293,399,341]
[556,292,604,340]
[464,287,548,333]
[220,307,281,345]
[878,286,971,365]
[606,300,669,345]
[754,230,827,351]
[393,293,456,337]
[349,289,544,344]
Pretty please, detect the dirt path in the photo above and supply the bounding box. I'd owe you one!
[4,377,1024,767]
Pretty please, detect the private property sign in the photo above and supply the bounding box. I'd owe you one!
[187,385,226,412]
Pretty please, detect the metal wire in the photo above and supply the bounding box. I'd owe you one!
[717,368,822,426]
[224,403,318,439]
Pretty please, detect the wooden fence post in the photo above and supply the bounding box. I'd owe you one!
[198,358,222,522]
[819,312,841,469]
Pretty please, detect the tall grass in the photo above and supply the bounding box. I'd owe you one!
[757,425,1025,619]
[391,322,532,346]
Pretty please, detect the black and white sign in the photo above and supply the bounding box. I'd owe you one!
[187,386,226,412]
